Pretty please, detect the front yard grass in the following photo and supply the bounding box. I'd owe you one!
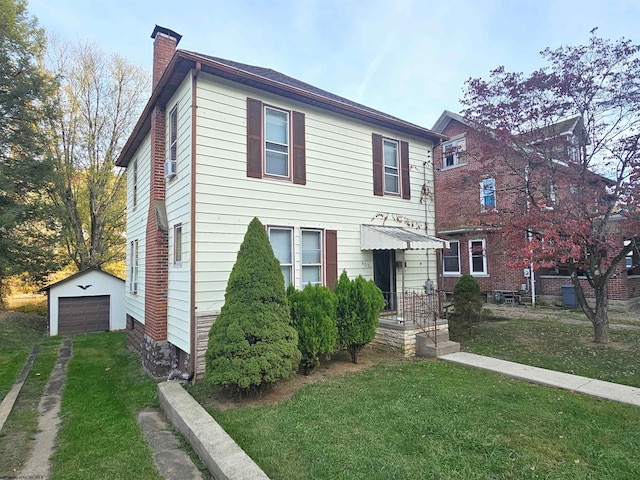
[51,332,162,480]
[191,359,640,479]
[460,317,640,388]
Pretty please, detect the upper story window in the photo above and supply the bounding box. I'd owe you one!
[301,229,323,286]
[173,224,182,265]
[165,105,178,179]
[480,178,496,211]
[246,98,306,184]
[383,139,400,194]
[265,107,290,177]
[269,226,294,288]
[443,135,466,168]
[372,134,410,200]
[469,239,487,275]
[132,159,138,208]
[442,241,460,275]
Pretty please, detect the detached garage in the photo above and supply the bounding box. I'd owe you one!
[41,268,126,336]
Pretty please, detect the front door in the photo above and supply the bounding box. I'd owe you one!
[373,250,396,311]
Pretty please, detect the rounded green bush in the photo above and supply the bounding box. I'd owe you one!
[453,274,483,319]
[335,271,385,364]
[288,283,338,374]
[205,217,301,395]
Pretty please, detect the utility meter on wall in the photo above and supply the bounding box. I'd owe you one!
[523,268,531,278]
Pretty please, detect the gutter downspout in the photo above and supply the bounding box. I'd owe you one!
[525,166,536,307]
[189,62,201,378]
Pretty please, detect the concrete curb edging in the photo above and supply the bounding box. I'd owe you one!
[158,381,270,480]
[0,344,39,432]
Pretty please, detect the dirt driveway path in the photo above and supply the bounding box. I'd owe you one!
[16,337,71,479]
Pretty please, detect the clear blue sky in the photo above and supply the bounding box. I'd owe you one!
[28,0,640,129]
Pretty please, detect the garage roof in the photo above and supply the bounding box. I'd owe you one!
[39,268,124,292]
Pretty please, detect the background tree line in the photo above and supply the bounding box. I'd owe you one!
[0,0,148,304]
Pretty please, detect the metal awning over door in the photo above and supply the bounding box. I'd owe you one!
[360,225,449,250]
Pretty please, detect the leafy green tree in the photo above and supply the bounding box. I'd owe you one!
[0,0,59,304]
[45,38,149,271]
[335,271,385,364]
[453,274,483,319]
[205,217,301,395]
[288,284,338,374]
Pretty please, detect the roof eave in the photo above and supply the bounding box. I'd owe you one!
[117,51,447,167]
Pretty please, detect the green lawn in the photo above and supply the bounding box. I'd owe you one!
[459,317,640,387]
[192,359,640,479]
[51,332,162,480]
[0,311,47,400]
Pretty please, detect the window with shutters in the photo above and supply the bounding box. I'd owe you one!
[246,98,306,184]
[269,227,294,288]
[372,134,410,199]
[301,229,322,286]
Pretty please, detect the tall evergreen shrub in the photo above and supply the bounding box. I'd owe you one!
[205,217,301,395]
[288,284,338,374]
[335,271,385,364]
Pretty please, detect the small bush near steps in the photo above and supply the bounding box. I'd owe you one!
[288,283,338,374]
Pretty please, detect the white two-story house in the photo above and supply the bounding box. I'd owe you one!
[117,26,450,379]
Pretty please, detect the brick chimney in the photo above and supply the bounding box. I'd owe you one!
[141,26,182,375]
[151,25,182,89]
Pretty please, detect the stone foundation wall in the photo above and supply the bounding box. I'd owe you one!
[126,315,173,379]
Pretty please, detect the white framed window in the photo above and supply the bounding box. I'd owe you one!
[165,105,178,179]
[130,240,139,293]
[132,159,138,208]
[383,139,400,194]
[442,240,460,275]
[264,106,290,177]
[301,229,323,286]
[480,178,496,211]
[173,224,182,265]
[469,239,487,275]
[443,135,466,168]
[269,227,293,288]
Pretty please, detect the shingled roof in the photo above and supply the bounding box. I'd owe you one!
[117,49,446,167]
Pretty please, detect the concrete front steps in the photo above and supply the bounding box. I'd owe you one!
[415,329,460,357]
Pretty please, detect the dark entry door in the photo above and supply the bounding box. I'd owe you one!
[373,250,396,311]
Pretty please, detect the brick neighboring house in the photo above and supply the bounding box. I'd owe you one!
[432,110,640,309]
[117,26,451,380]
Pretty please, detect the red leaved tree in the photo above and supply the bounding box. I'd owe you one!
[461,29,640,343]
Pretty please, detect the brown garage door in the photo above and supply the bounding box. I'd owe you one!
[58,295,110,334]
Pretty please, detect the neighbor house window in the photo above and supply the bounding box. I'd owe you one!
[442,241,460,274]
[269,227,293,288]
[132,159,138,208]
[174,224,182,265]
[301,229,323,286]
[480,178,496,211]
[383,139,400,194]
[130,240,139,293]
[469,239,487,275]
[264,106,290,177]
[443,135,466,168]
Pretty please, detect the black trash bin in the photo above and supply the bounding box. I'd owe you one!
[561,284,578,308]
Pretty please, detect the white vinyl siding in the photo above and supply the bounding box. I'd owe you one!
[192,73,439,314]
[125,134,151,324]
[165,77,192,352]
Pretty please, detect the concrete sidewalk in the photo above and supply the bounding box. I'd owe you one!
[439,351,640,407]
